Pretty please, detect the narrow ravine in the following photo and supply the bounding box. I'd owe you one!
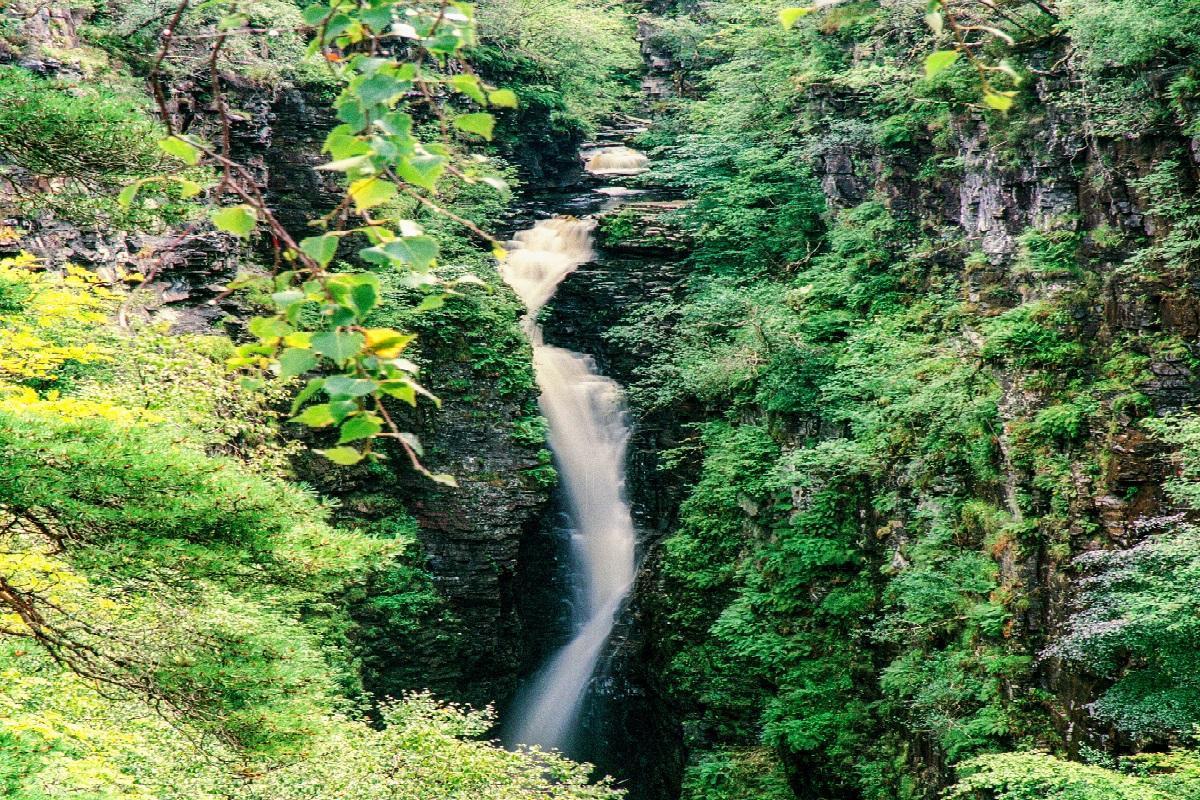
[501,142,650,753]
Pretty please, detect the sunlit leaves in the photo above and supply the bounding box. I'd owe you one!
[924,49,960,79]
[789,0,1025,111]
[318,445,365,464]
[349,177,398,212]
[158,135,201,166]
[211,205,257,238]
[451,74,487,104]
[134,0,521,479]
[982,90,1016,111]
[779,7,813,28]
[337,413,382,443]
[453,112,496,141]
[117,175,204,209]
[364,328,415,358]
[488,89,518,108]
[290,403,337,427]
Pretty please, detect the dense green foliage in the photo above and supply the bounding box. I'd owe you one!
[616,1,1200,798]
[0,252,618,798]
[9,0,1200,798]
[0,0,637,796]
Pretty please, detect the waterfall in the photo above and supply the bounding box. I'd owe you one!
[584,146,650,176]
[501,216,638,752]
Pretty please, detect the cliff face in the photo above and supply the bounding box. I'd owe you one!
[800,38,1199,763]
[1,2,553,712]
[604,3,1200,799]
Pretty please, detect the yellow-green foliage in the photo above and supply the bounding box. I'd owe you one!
[0,253,619,798]
[948,751,1200,800]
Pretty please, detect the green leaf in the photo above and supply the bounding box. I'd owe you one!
[396,155,446,190]
[301,3,330,26]
[381,380,417,405]
[360,6,395,31]
[323,130,372,160]
[429,473,459,487]
[415,294,445,312]
[450,74,486,104]
[117,181,143,209]
[177,178,203,198]
[357,73,406,106]
[779,6,812,28]
[291,403,336,427]
[327,273,381,315]
[338,413,383,443]
[453,113,495,141]
[328,399,358,422]
[248,316,292,341]
[159,136,201,165]
[212,205,257,238]
[319,446,365,465]
[291,378,325,414]
[353,282,379,316]
[324,375,378,398]
[278,347,318,379]
[924,11,944,35]
[924,49,960,79]
[360,236,439,271]
[488,89,518,108]
[349,178,398,212]
[983,90,1016,111]
[378,112,414,139]
[300,234,339,267]
[311,330,365,363]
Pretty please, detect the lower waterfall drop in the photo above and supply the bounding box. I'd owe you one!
[501,215,638,752]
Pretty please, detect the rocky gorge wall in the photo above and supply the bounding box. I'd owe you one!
[585,3,1200,799]
[0,2,561,712]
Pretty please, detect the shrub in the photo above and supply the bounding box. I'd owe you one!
[0,67,163,183]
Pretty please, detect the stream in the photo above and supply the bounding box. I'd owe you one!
[501,135,651,754]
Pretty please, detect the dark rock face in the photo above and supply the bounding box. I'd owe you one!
[394,373,554,707]
[3,1,86,72]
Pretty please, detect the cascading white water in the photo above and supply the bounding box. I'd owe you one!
[584,146,650,176]
[500,216,638,751]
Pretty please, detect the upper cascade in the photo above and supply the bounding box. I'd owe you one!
[584,146,651,177]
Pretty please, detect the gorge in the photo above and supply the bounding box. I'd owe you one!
[5,2,1200,800]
